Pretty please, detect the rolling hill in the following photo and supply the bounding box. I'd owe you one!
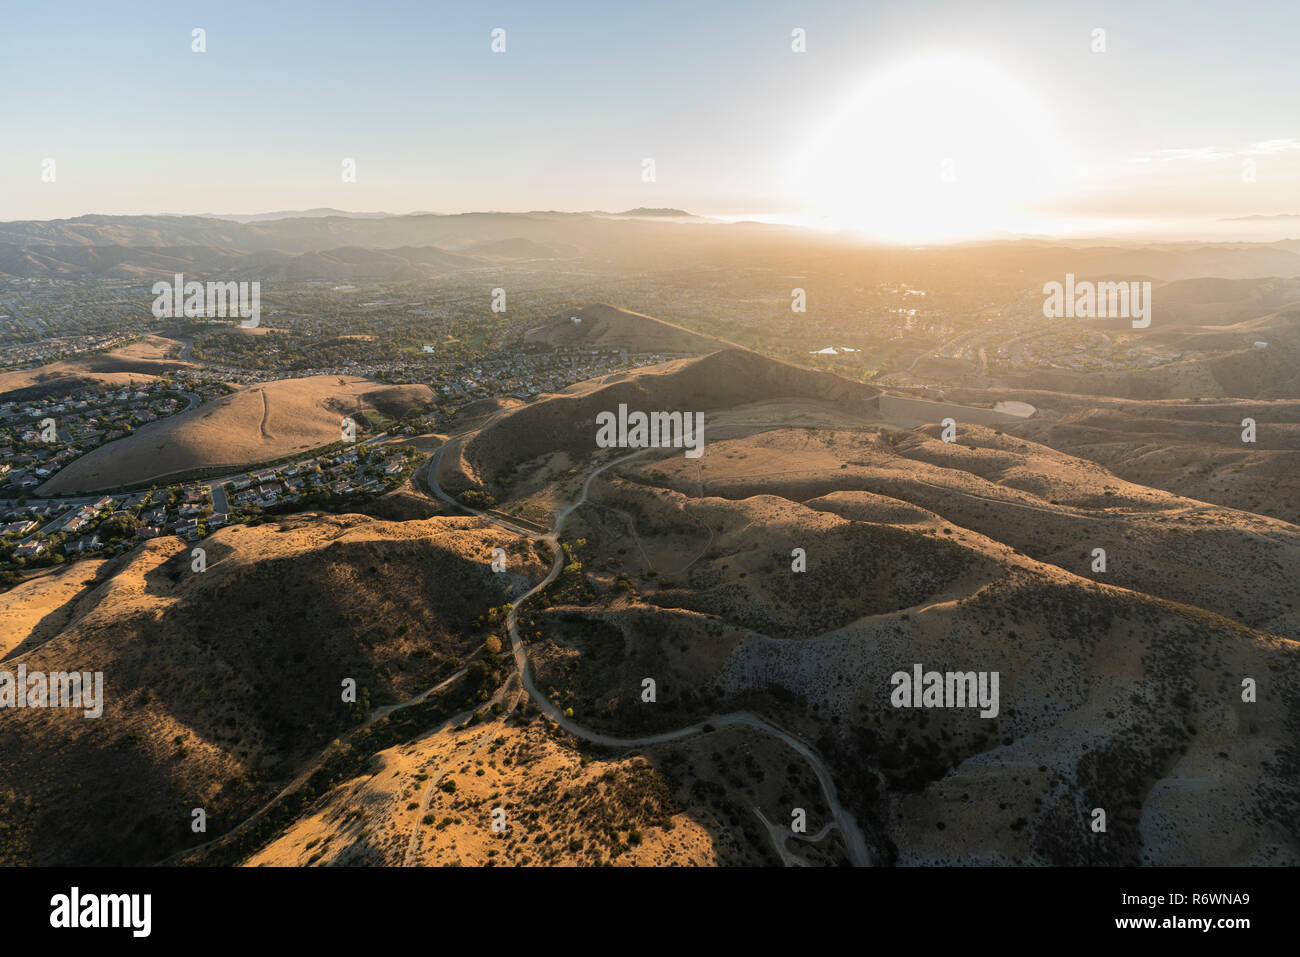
[5,343,1296,868]
[0,513,543,865]
[38,375,433,494]
[523,303,740,354]
[0,335,195,397]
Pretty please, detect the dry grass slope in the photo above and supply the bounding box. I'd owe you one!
[39,375,432,493]
[0,512,540,866]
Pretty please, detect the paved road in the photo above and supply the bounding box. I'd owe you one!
[753,807,840,867]
[26,430,393,505]
[1,299,42,335]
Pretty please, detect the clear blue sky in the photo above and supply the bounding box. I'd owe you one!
[4,0,1299,233]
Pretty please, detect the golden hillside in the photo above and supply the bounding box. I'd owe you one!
[39,375,433,493]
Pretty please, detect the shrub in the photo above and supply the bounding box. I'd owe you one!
[457,489,496,509]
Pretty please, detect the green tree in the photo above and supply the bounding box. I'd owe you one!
[99,514,139,541]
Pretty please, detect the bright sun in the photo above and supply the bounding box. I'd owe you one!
[793,53,1064,243]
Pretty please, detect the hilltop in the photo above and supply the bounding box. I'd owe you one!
[441,346,879,496]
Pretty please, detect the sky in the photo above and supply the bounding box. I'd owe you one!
[4,0,1300,241]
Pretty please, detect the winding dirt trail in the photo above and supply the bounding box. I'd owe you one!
[424,443,873,866]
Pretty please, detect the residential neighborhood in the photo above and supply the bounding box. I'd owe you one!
[0,380,224,493]
[0,442,422,585]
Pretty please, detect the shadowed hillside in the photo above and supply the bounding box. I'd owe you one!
[0,512,544,866]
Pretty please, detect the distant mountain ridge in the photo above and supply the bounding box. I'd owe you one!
[608,207,695,218]
[196,208,397,223]
[3,211,1300,281]
[1220,213,1300,221]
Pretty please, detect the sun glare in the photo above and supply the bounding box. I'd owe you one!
[793,53,1065,243]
